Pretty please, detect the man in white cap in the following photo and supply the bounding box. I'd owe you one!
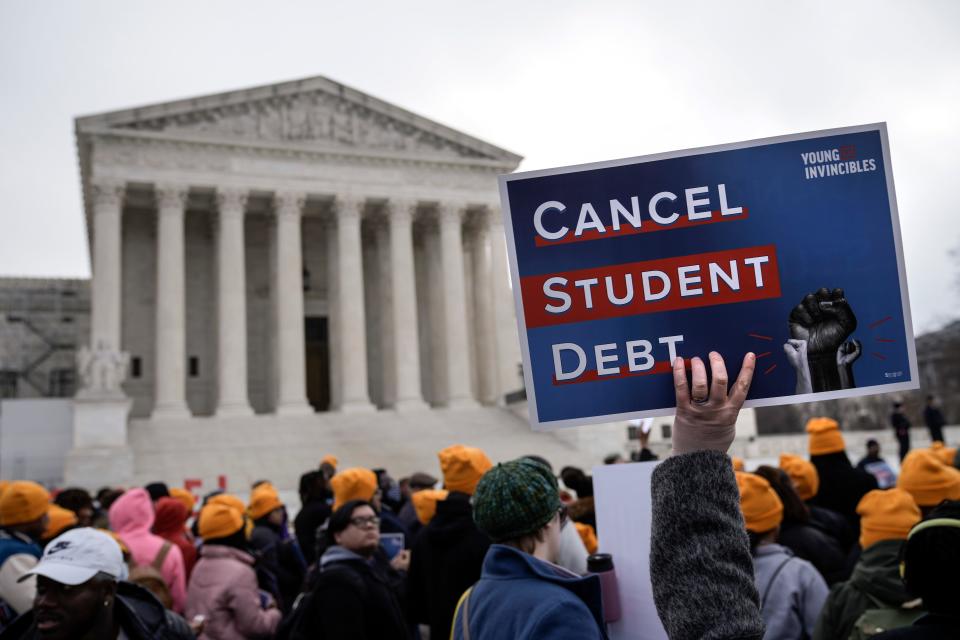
[0,528,192,640]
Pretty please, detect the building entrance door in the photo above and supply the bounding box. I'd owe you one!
[305,317,331,412]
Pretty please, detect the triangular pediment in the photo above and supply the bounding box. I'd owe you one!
[76,75,522,165]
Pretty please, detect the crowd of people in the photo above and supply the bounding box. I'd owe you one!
[0,352,958,639]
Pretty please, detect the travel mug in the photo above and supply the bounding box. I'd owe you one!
[587,553,621,623]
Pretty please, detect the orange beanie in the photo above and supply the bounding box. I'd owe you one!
[897,449,960,507]
[198,503,246,540]
[438,445,493,495]
[248,484,284,521]
[731,457,745,472]
[208,493,245,514]
[42,505,79,541]
[736,472,784,533]
[0,481,50,526]
[857,488,921,549]
[806,417,845,455]
[331,468,378,511]
[321,455,339,469]
[575,522,599,554]
[169,488,196,514]
[779,453,820,501]
[411,489,449,525]
[930,442,958,468]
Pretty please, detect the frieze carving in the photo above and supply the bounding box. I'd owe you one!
[91,136,501,196]
[91,180,126,210]
[386,199,420,224]
[334,194,366,221]
[216,187,249,213]
[118,91,489,160]
[155,184,189,211]
[274,190,307,217]
[438,202,470,225]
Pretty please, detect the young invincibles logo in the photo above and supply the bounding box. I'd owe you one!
[801,145,877,180]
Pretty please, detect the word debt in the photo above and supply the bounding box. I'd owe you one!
[521,245,781,328]
[532,183,747,246]
[552,335,684,383]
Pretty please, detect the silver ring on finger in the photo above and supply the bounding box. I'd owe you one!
[692,396,709,405]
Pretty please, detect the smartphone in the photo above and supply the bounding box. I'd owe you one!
[380,533,405,560]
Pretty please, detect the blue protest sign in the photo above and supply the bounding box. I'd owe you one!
[499,123,918,429]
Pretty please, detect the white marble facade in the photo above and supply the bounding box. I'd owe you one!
[75,76,524,419]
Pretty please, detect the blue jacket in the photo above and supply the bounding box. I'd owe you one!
[452,544,607,640]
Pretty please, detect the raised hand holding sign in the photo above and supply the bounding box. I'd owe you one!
[670,352,756,456]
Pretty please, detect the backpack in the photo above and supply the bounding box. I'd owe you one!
[128,541,174,610]
[0,531,42,633]
[849,593,925,639]
[274,563,367,640]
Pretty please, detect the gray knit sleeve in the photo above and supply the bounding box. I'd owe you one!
[650,450,765,640]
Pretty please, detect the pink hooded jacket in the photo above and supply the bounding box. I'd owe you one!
[186,544,282,639]
[108,487,187,613]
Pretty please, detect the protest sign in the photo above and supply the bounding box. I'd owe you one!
[593,461,666,640]
[499,123,918,429]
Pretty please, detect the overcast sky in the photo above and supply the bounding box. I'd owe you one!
[1,1,957,333]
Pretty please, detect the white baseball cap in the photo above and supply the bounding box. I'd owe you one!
[19,527,125,585]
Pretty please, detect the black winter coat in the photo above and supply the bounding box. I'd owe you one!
[297,556,411,640]
[0,581,193,640]
[809,452,878,529]
[809,504,857,553]
[779,520,849,585]
[406,492,490,639]
[250,522,305,612]
[294,500,331,565]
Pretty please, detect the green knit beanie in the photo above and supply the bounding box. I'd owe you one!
[473,458,561,542]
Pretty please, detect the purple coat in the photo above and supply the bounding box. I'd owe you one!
[185,545,281,640]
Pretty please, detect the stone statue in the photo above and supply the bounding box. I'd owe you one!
[77,340,129,398]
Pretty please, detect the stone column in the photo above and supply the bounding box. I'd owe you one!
[89,179,125,352]
[388,200,428,411]
[472,218,498,404]
[215,188,254,417]
[438,203,478,408]
[273,191,312,416]
[488,208,523,399]
[324,219,342,410]
[334,195,374,412]
[153,184,190,419]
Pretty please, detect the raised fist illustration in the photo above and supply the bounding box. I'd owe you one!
[837,339,862,368]
[788,288,858,392]
[789,288,857,357]
[783,339,813,395]
[837,339,861,390]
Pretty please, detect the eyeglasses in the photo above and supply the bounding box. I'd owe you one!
[349,515,381,528]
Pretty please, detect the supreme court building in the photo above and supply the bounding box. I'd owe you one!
[75,75,524,423]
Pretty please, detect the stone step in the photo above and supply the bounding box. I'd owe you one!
[127,407,619,492]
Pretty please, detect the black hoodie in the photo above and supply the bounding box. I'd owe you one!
[406,492,491,639]
[1,581,193,640]
[809,451,878,529]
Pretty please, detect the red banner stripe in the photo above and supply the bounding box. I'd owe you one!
[522,245,781,328]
